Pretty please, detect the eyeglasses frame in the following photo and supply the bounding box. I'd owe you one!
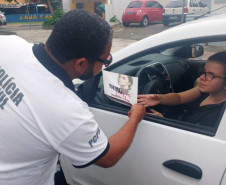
[201,70,226,81]
[88,54,112,67]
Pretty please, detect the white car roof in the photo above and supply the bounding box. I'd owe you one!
[112,14,226,63]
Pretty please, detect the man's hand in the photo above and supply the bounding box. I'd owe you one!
[128,104,146,122]
[137,94,161,107]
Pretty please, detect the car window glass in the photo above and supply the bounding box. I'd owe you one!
[197,0,206,7]
[128,2,142,8]
[152,2,162,8]
[145,1,158,7]
[190,0,199,7]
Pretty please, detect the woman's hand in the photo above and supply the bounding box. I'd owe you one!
[137,94,161,107]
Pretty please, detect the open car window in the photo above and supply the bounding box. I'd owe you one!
[76,39,226,137]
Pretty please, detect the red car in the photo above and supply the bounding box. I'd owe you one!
[122,0,164,27]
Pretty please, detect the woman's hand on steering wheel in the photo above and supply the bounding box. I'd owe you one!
[137,94,161,107]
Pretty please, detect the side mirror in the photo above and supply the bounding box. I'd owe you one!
[190,44,204,58]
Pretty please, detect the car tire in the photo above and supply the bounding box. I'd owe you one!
[4,22,6,25]
[123,22,129,27]
[163,20,169,26]
[141,16,149,27]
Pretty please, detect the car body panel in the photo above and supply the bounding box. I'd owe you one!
[61,108,226,185]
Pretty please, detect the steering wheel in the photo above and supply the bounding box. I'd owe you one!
[136,65,171,95]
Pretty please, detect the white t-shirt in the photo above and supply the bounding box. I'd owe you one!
[0,35,109,185]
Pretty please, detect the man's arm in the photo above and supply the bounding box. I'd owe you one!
[95,104,146,168]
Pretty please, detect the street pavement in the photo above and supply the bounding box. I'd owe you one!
[0,22,169,53]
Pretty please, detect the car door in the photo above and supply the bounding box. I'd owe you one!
[145,1,163,22]
[61,107,226,185]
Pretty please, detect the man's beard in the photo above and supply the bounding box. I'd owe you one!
[78,62,94,80]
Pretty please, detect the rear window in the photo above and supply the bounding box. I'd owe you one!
[127,2,142,8]
[166,0,188,8]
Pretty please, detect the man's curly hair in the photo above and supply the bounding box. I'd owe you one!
[46,9,113,63]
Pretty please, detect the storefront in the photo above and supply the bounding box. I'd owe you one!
[70,0,107,18]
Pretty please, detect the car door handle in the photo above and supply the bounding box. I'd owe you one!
[163,159,202,179]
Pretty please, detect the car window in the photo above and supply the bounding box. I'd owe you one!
[145,1,161,8]
[127,2,142,8]
[145,1,154,7]
[151,1,162,8]
[79,39,226,137]
[190,0,199,7]
[165,0,188,8]
[197,0,206,7]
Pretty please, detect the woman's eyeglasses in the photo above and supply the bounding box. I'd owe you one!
[200,69,226,81]
[88,54,112,67]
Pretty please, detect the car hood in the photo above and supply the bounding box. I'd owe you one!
[112,13,226,64]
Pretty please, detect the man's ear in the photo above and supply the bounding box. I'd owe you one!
[73,57,89,74]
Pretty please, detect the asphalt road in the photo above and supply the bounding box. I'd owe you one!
[0,22,170,53]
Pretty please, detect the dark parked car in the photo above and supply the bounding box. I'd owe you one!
[122,0,164,27]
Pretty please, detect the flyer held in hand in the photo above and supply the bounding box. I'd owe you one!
[103,70,138,106]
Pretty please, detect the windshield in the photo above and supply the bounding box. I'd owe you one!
[128,2,142,8]
[166,0,188,8]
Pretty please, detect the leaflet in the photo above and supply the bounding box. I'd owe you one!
[103,70,138,106]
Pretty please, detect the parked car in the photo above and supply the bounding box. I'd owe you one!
[122,0,164,27]
[162,0,209,26]
[0,11,7,25]
[61,14,226,185]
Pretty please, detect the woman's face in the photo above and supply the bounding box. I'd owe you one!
[199,61,226,94]
[118,74,130,87]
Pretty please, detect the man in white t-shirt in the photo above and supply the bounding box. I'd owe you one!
[0,9,146,185]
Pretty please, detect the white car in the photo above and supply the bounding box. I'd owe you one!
[61,14,226,185]
[0,11,6,26]
[162,0,209,26]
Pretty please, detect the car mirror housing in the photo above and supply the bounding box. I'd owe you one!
[189,44,204,58]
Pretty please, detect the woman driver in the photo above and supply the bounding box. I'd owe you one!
[137,51,226,127]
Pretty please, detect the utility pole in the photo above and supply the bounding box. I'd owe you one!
[25,0,31,30]
[181,0,185,23]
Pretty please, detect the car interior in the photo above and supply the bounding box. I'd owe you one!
[76,37,226,136]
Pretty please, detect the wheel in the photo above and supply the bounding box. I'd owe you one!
[136,65,173,114]
[4,22,7,25]
[135,65,172,95]
[141,16,149,27]
[123,22,129,27]
[163,20,169,26]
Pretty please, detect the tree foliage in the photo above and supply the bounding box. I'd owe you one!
[4,0,19,4]
[42,6,64,27]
